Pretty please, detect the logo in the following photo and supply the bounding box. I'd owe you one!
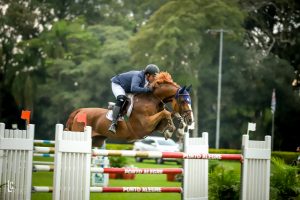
[7,180,15,193]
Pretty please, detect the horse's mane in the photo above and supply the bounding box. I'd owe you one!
[150,71,179,88]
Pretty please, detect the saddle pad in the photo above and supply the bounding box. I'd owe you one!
[106,94,134,121]
[106,110,124,121]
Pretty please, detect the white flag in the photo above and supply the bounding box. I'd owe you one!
[248,122,256,131]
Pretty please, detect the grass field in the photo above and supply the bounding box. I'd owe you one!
[31,157,240,200]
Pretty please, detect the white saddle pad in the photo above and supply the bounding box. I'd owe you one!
[106,94,134,121]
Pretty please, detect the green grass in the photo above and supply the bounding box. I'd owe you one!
[31,157,241,200]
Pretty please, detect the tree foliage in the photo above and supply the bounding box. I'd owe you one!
[242,0,300,68]
[240,0,300,149]
[26,19,131,137]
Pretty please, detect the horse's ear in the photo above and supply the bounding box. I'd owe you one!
[186,85,192,92]
[179,86,186,94]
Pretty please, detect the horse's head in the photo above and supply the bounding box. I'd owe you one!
[172,85,193,125]
[150,72,193,125]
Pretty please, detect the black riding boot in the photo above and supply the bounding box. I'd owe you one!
[108,105,121,134]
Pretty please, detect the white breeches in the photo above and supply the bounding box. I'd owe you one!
[111,82,126,98]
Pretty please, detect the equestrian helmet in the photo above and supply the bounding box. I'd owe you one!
[145,64,160,75]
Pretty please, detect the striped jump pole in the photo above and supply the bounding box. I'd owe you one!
[96,167,183,174]
[33,153,54,157]
[34,140,55,145]
[34,146,55,153]
[33,165,55,172]
[33,161,54,165]
[33,146,55,158]
[32,186,53,193]
[33,165,183,174]
[92,149,243,161]
[32,186,182,193]
[90,187,182,193]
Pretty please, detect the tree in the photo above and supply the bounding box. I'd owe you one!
[0,1,47,127]
[22,18,132,138]
[0,0,135,130]
[241,0,300,150]
[129,0,245,138]
[242,0,300,69]
[130,0,298,149]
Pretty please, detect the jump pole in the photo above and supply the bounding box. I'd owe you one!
[92,149,242,161]
[32,186,182,193]
[33,165,183,174]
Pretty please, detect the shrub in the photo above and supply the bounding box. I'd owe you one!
[209,149,241,154]
[106,143,133,150]
[209,164,240,200]
[209,149,298,165]
[272,151,299,164]
[109,156,128,168]
[270,157,300,199]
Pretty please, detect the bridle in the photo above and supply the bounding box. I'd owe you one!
[151,86,193,135]
[174,88,192,117]
[158,88,192,124]
[152,84,192,121]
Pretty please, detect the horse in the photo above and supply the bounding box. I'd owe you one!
[65,72,193,147]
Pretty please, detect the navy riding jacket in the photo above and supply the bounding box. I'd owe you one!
[111,70,151,93]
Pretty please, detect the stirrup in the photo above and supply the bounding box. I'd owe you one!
[108,123,117,134]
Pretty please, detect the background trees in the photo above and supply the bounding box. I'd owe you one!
[0,0,299,150]
[130,0,245,138]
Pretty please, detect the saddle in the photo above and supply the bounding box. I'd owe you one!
[106,94,134,121]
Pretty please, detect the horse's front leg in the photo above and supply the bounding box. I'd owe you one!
[156,119,174,139]
[143,109,175,134]
[160,113,186,139]
[173,113,186,138]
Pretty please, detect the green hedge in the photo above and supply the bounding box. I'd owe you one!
[271,151,298,164]
[210,149,299,165]
[209,149,241,154]
[106,143,133,150]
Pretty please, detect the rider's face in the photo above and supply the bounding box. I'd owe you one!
[146,74,156,83]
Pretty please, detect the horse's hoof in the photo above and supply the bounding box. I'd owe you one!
[176,128,185,137]
[178,120,186,129]
[164,130,173,140]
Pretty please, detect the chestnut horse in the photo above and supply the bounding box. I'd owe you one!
[65,72,193,147]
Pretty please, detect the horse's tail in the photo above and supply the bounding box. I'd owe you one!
[65,109,81,131]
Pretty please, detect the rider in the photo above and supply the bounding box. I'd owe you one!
[108,64,160,133]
